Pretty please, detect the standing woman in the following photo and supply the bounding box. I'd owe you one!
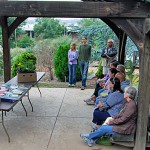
[68,43,78,87]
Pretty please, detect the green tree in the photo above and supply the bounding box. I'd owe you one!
[8,17,26,48]
[34,18,65,39]
[78,18,138,61]
[0,17,26,48]
[95,59,103,78]
[12,52,36,77]
[17,35,34,48]
[33,35,74,81]
[0,28,2,46]
[54,44,81,82]
[78,18,104,28]
[78,21,118,61]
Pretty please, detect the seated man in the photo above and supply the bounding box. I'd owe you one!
[80,86,137,147]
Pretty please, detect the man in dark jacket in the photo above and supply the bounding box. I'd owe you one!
[101,39,117,75]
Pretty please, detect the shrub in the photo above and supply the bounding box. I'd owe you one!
[95,59,103,78]
[125,59,139,86]
[33,35,77,81]
[54,44,81,82]
[12,52,36,77]
[17,35,34,48]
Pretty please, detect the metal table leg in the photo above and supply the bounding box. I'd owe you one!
[20,100,27,116]
[27,91,33,112]
[2,111,10,142]
[5,111,7,116]
[36,84,42,97]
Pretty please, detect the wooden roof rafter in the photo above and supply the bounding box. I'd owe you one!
[8,17,27,38]
[0,1,150,18]
[82,0,143,1]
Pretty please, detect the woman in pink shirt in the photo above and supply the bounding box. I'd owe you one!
[68,43,78,87]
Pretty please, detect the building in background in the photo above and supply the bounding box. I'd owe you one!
[22,24,34,38]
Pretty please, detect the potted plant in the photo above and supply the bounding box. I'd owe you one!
[12,52,37,82]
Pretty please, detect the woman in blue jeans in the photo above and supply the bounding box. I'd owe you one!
[92,77,125,127]
[80,86,137,147]
[68,43,78,87]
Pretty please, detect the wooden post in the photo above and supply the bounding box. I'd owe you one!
[134,20,150,150]
[0,16,11,82]
[118,30,127,65]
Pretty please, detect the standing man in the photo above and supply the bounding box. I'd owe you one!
[78,36,91,90]
[101,39,117,75]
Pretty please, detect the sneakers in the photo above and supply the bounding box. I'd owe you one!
[80,134,94,147]
[92,123,98,130]
[91,122,100,130]
[86,99,95,105]
[81,86,85,90]
[68,84,72,87]
[84,98,92,102]
[80,133,89,138]
[68,84,76,87]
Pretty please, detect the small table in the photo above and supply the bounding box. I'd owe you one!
[0,72,45,142]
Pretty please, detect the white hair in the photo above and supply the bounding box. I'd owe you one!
[124,86,137,100]
[108,39,115,46]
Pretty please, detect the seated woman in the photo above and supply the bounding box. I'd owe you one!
[85,67,118,105]
[92,77,125,128]
[80,86,137,147]
[84,61,119,103]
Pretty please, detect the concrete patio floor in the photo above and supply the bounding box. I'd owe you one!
[0,88,132,150]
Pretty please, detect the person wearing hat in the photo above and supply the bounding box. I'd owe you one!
[101,39,117,75]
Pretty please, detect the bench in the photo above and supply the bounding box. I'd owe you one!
[110,133,150,148]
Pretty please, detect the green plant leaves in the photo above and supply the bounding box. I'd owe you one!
[54,44,81,82]
[12,52,36,77]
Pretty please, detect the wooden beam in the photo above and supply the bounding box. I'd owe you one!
[101,18,120,38]
[83,0,143,1]
[8,17,27,38]
[118,30,127,64]
[144,18,150,34]
[134,21,150,150]
[110,19,144,49]
[0,1,149,18]
[129,19,145,34]
[0,16,11,82]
